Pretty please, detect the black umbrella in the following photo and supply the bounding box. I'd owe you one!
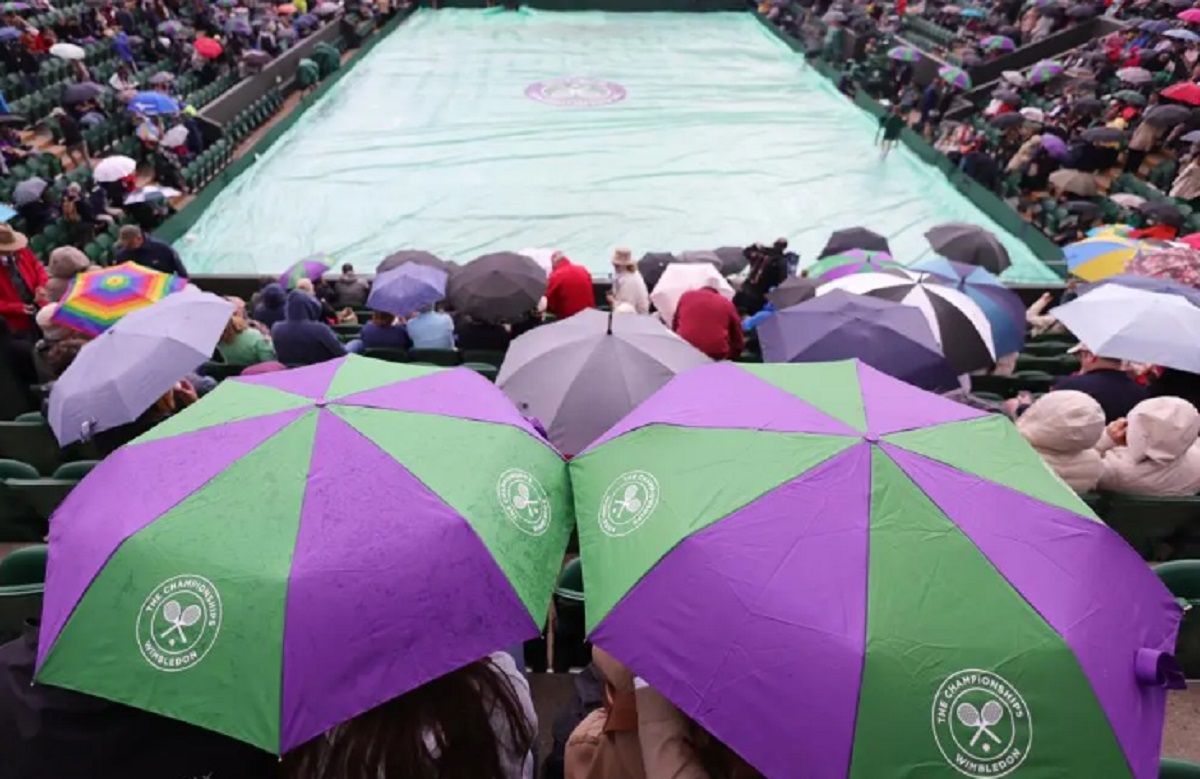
[766,276,821,309]
[61,82,104,105]
[1065,200,1101,218]
[637,251,680,290]
[1070,97,1104,115]
[819,227,891,258]
[712,246,749,276]
[1067,4,1096,17]
[376,249,453,275]
[0,114,27,127]
[1139,201,1185,227]
[446,252,547,323]
[990,113,1026,129]
[924,223,1011,274]
[1080,126,1126,144]
[1144,104,1192,127]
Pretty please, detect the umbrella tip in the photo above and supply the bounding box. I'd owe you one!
[607,308,613,335]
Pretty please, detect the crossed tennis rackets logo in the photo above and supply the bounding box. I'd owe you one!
[932,668,1032,778]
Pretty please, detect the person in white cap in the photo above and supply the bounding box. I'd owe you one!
[608,248,649,314]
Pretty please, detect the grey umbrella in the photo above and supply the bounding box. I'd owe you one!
[1080,126,1126,144]
[1144,104,1192,127]
[497,309,710,456]
[766,276,820,309]
[820,227,891,258]
[446,252,547,323]
[990,113,1025,129]
[376,249,453,275]
[925,223,1011,274]
[1139,201,1185,227]
[61,82,104,105]
[147,71,175,85]
[713,246,749,276]
[13,177,47,207]
[637,251,679,290]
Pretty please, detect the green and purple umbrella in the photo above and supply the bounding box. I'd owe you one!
[35,356,572,753]
[571,361,1182,779]
[1029,59,1065,85]
[887,45,921,62]
[278,253,333,289]
[938,65,973,90]
[981,34,1015,52]
[805,249,905,281]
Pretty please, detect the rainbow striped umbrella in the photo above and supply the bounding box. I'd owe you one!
[981,34,1015,52]
[887,45,921,62]
[1029,59,1064,85]
[938,65,972,90]
[52,262,187,336]
[806,249,906,281]
[1064,235,1148,281]
[279,253,333,289]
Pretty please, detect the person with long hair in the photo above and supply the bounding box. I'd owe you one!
[283,652,536,779]
[217,305,276,367]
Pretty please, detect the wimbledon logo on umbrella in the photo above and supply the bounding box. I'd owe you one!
[496,468,552,536]
[136,575,223,673]
[598,471,660,538]
[932,669,1033,778]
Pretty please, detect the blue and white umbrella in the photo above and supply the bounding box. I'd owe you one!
[908,257,1027,357]
[366,263,448,317]
[128,91,180,116]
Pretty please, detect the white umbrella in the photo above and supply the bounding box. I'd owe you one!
[1002,70,1027,86]
[161,124,189,147]
[817,272,996,373]
[92,155,137,183]
[649,262,734,325]
[1109,193,1146,208]
[1050,285,1200,372]
[124,185,182,204]
[517,248,555,274]
[50,42,85,61]
[48,290,233,446]
[1019,107,1045,123]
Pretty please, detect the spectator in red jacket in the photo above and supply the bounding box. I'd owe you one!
[0,224,47,336]
[672,279,744,360]
[545,252,594,320]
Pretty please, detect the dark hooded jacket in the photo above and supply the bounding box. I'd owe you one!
[270,291,345,366]
[252,283,287,328]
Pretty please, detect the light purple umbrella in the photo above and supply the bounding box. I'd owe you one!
[366,263,448,316]
[47,290,233,445]
[1041,133,1069,159]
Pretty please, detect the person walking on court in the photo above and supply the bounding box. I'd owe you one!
[877,103,906,159]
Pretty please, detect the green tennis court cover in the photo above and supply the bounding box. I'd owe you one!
[179,9,1058,283]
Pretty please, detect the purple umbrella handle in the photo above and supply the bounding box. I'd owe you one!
[1135,647,1187,690]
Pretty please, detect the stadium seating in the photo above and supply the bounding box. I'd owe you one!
[1155,561,1200,680]
[1163,759,1200,778]
[1091,494,1200,562]
[552,557,587,672]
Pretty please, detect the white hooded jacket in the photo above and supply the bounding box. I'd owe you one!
[1017,390,1105,493]
[1097,397,1200,496]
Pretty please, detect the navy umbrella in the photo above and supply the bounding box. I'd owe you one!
[446,252,547,323]
[376,249,453,275]
[766,276,820,309]
[758,290,958,391]
[637,252,679,290]
[713,246,749,276]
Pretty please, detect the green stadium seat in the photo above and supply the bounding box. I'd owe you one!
[0,543,46,586]
[1021,341,1075,357]
[408,348,461,366]
[1154,561,1200,680]
[1097,493,1200,561]
[363,347,410,363]
[1013,354,1080,376]
[0,422,61,475]
[463,362,498,382]
[0,459,43,541]
[198,361,246,381]
[332,323,362,336]
[52,460,97,480]
[461,349,507,368]
[6,477,76,521]
[1163,759,1200,778]
[13,412,43,424]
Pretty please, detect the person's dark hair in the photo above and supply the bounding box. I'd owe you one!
[342,262,353,273]
[371,310,395,326]
[281,657,533,779]
[46,337,88,377]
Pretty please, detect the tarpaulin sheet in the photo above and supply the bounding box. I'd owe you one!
[179,9,1057,283]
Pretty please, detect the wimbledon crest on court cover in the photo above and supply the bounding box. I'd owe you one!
[496,468,552,536]
[932,669,1033,778]
[136,575,223,673]
[525,77,627,107]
